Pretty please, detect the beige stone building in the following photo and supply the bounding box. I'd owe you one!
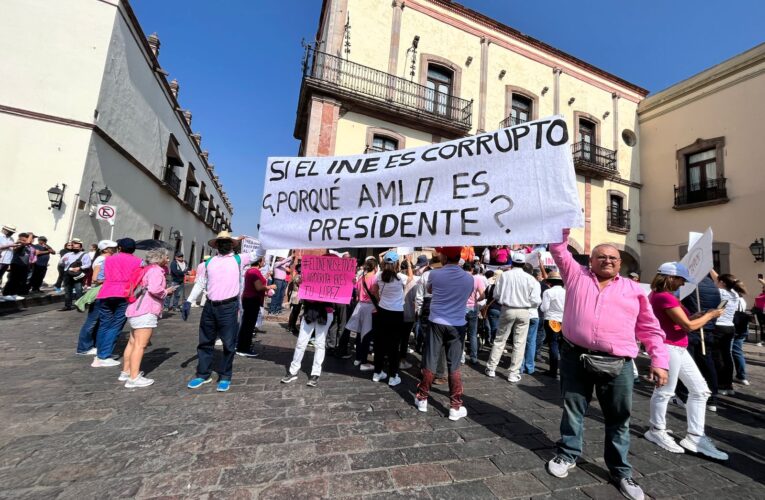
[294,0,648,272]
[638,43,765,293]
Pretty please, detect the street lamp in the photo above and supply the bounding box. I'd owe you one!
[47,184,66,210]
[749,238,764,262]
[97,186,112,203]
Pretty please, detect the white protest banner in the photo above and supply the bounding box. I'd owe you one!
[240,236,261,254]
[678,228,714,300]
[259,116,583,249]
[525,251,555,269]
[396,247,415,256]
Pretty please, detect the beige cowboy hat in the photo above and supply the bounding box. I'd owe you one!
[208,230,241,249]
[546,270,563,282]
[2,225,16,233]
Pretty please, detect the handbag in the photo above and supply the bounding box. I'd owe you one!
[580,353,625,378]
[361,275,380,311]
[66,252,86,281]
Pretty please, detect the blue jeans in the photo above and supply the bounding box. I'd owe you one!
[465,307,479,362]
[557,341,634,479]
[164,282,184,309]
[196,300,240,381]
[522,318,540,373]
[269,279,287,313]
[76,300,101,353]
[95,298,128,359]
[732,332,748,381]
[487,307,500,344]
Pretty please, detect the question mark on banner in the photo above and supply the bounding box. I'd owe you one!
[490,194,514,234]
[262,194,275,216]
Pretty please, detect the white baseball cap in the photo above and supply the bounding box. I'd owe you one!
[657,262,694,283]
[97,239,118,251]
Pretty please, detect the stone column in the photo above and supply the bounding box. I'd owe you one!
[477,37,490,133]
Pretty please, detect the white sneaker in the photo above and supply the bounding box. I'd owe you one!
[546,456,576,478]
[707,403,717,413]
[14,295,25,301]
[118,371,129,382]
[719,389,735,396]
[679,435,729,460]
[507,373,522,383]
[461,352,466,364]
[215,339,223,346]
[359,363,375,372]
[644,428,684,453]
[0,296,10,302]
[372,371,388,382]
[741,379,750,386]
[125,376,155,388]
[485,368,496,378]
[413,394,427,412]
[77,348,98,356]
[388,374,401,387]
[448,406,468,421]
[353,360,362,367]
[618,478,645,500]
[91,357,120,367]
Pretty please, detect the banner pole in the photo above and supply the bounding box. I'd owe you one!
[696,288,706,356]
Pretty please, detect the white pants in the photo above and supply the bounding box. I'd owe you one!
[649,344,711,436]
[289,313,333,377]
[487,307,529,375]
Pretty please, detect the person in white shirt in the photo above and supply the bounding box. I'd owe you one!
[540,271,566,377]
[370,251,408,387]
[486,255,541,382]
[0,224,17,289]
[711,270,746,395]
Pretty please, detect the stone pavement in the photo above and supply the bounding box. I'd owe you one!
[0,308,763,499]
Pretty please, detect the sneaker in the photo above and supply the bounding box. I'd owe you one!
[187,377,213,389]
[76,347,98,356]
[217,380,231,392]
[461,352,466,364]
[485,368,496,378]
[118,370,141,382]
[507,373,522,383]
[547,456,576,478]
[617,477,644,500]
[388,374,401,387]
[280,372,298,384]
[433,377,447,385]
[306,375,319,387]
[670,396,686,409]
[353,360,362,366]
[125,376,154,388]
[235,350,259,358]
[14,295,25,301]
[372,371,388,383]
[214,339,223,346]
[718,389,735,396]
[414,395,428,412]
[91,357,120,367]
[399,360,412,370]
[359,363,375,372]
[679,435,729,460]
[448,406,468,421]
[707,403,717,413]
[741,379,750,386]
[644,428,684,453]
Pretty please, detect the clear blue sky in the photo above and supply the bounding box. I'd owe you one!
[131,0,764,235]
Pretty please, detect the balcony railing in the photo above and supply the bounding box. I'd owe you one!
[206,213,214,226]
[303,48,472,129]
[183,189,197,209]
[571,141,617,178]
[607,207,631,233]
[674,177,728,207]
[163,167,182,196]
[198,203,207,221]
[499,115,527,129]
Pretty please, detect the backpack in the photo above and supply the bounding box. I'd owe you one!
[126,266,151,304]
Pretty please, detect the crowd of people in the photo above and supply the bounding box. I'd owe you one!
[4,220,765,500]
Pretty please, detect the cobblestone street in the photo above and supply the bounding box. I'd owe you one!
[0,308,763,499]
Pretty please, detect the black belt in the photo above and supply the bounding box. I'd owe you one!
[209,296,238,306]
[561,337,627,359]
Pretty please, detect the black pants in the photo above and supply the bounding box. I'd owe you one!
[0,263,8,285]
[400,321,414,358]
[236,296,262,353]
[544,321,561,376]
[683,330,718,397]
[63,275,83,308]
[54,266,66,288]
[288,303,302,334]
[373,308,404,376]
[711,325,735,390]
[29,265,47,292]
[196,300,239,381]
[2,264,29,296]
[327,303,348,349]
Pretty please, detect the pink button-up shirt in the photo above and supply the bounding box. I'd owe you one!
[188,252,254,302]
[550,229,669,370]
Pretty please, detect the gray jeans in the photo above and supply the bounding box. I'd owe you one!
[486,307,530,375]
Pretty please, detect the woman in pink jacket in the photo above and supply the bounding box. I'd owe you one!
[121,249,177,388]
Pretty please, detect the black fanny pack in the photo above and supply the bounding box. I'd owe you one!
[563,338,625,378]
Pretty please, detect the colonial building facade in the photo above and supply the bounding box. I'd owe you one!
[294,0,648,273]
[0,0,233,280]
[638,43,765,294]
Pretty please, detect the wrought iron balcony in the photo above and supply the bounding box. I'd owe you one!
[301,48,472,133]
[198,203,207,221]
[674,177,728,208]
[607,207,631,233]
[183,189,197,209]
[499,115,527,129]
[571,141,617,178]
[163,167,182,196]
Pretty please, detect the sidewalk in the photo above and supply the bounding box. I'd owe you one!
[0,309,763,499]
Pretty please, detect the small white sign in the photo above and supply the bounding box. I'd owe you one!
[96,204,117,225]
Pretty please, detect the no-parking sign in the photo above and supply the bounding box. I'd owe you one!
[96,204,117,225]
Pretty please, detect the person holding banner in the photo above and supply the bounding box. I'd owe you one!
[546,229,669,500]
[414,247,474,421]
[643,262,727,460]
[280,296,334,387]
[370,251,408,387]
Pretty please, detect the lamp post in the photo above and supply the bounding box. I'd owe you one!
[47,184,66,210]
[749,238,764,262]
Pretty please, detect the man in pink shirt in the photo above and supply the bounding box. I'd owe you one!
[545,229,669,500]
[185,232,261,392]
